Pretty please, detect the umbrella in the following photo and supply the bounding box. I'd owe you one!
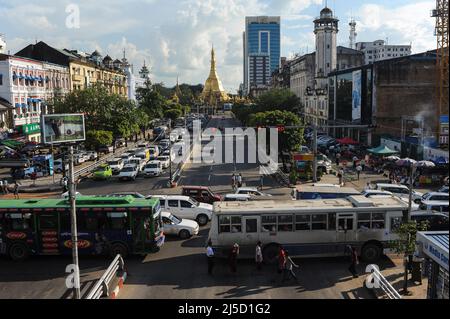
[367,145,399,155]
[386,155,401,161]
[415,160,436,168]
[396,158,417,167]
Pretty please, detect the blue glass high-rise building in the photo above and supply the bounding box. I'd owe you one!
[243,16,281,94]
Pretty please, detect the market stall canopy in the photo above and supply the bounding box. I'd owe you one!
[336,137,359,145]
[367,145,399,155]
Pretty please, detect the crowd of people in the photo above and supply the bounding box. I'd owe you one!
[205,241,361,282]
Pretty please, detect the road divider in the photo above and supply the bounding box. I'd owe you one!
[85,254,127,299]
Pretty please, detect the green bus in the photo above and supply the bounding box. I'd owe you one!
[0,196,164,261]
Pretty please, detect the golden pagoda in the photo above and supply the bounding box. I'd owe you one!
[201,46,229,108]
[171,77,182,104]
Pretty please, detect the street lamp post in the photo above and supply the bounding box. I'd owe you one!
[68,145,80,299]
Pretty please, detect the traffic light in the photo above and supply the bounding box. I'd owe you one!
[277,126,286,133]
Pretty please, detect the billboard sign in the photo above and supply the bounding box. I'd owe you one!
[352,70,362,121]
[42,114,85,144]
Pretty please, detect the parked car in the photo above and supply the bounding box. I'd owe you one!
[416,192,449,204]
[438,186,449,193]
[161,211,199,239]
[235,187,273,197]
[84,151,98,161]
[181,186,222,204]
[223,194,252,202]
[107,158,124,174]
[419,200,449,215]
[148,195,212,226]
[162,149,176,161]
[118,164,139,181]
[143,161,163,177]
[410,211,449,231]
[54,158,69,174]
[74,153,86,166]
[361,190,394,198]
[370,183,423,201]
[157,156,170,169]
[128,157,146,172]
[317,154,333,174]
[98,145,114,154]
[108,192,146,199]
[92,164,113,180]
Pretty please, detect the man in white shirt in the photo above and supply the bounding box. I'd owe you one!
[206,240,215,275]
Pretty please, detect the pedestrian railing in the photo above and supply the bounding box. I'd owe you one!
[85,254,125,299]
[366,267,402,300]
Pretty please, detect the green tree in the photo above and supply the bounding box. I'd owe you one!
[136,82,168,120]
[249,110,304,169]
[256,89,302,114]
[85,130,113,150]
[390,220,429,295]
[164,108,183,123]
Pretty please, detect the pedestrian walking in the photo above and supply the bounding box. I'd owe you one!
[336,153,341,166]
[278,245,286,274]
[231,173,236,190]
[237,174,243,188]
[360,159,366,171]
[3,179,9,194]
[348,246,359,278]
[206,240,215,275]
[229,243,239,273]
[282,251,299,283]
[255,241,263,271]
[13,181,20,199]
[353,156,358,169]
[356,164,362,180]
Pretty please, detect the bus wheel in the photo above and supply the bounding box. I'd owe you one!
[179,230,191,239]
[263,244,279,265]
[9,243,29,262]
[196,214,209,226]
[110,243,129,259]
[361,243,382,263]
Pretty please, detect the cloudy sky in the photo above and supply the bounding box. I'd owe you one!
[0,0,437,92]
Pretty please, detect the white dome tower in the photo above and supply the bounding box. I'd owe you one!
[0,34,6,54]
[314,7,339,79]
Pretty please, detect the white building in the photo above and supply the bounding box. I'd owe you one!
[0,54,70,142]
[355,40,412,64]
[0,34,6,54]
[123,58,150,102]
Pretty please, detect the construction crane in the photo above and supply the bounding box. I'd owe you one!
[431,0,449,147]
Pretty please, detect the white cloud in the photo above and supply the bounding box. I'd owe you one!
[356,1,435,53]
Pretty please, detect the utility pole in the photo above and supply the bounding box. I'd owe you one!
[312,125,318,183]
[68,145,80,299]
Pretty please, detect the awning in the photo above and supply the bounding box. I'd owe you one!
[417,232,449,271]
[336,137,359,145]
[20,123,41,135]
[367,145,399,155]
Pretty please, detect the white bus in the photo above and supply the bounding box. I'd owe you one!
[208,196,409,264]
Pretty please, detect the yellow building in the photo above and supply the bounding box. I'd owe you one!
[201,47,229,112]
[69,54,127,97]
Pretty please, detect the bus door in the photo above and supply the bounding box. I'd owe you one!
[336,213,356,245]
[132,211,153,253]
[37,211,60,255]
[241,216,260,249]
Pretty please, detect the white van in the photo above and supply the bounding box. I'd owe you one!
[143,161,163,177]
[371,183,423,201]
[107,158,124,174]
